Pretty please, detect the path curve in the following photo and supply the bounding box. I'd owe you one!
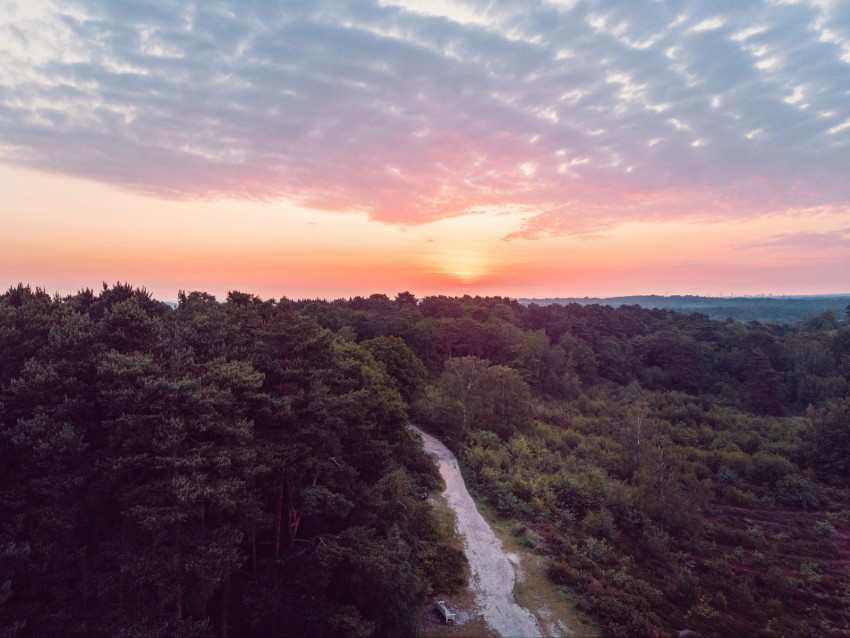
[413,426,543,638]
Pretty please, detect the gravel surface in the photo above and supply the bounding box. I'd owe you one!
[414,427,543,638]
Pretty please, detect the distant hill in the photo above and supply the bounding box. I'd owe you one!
[519,294,850,324]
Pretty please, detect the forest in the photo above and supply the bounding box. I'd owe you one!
[2,283,849,637]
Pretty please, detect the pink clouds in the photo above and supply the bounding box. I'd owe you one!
[0,0,849,242]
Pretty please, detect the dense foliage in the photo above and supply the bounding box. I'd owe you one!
[3,284,849,637]
[0,284,458,638]
[297,292,850,637]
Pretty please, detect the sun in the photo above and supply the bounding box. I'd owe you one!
[433,251,490,284]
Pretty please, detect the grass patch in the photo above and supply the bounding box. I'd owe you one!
[462,479,598,636]
[431,501,457,538]
[426,492,470,595]
[514,553,599,637]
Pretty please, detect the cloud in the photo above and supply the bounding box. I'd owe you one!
[740,227,850,250]
[1,0,849,236]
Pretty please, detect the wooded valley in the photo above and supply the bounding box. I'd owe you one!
[2,283,849,636]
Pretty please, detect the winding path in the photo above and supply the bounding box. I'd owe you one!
[413,426,543,638]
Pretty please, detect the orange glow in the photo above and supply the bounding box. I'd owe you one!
[2,165,848,300]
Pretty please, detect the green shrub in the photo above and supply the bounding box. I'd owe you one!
[761,566,800,600]
[813,519,837,538]
[581,508,618,541]
[722,485,757,506]
[421,543,469,594]
[799,562,826,585]
[641,522,669,557]
[774,474,818,508]
[716,466,742,485]
[749,452,794,486]
[666,567,701,607]
[581,537,615,565]
[745,524,766,547]
[713,447,751,476]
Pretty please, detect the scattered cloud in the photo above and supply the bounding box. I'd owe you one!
[1,0,849,237]
[740,227,850,250]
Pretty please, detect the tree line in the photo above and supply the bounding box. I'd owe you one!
[521,295,850,324]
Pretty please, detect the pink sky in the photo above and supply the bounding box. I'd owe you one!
[1,1,849,300]
[3,164,846,301]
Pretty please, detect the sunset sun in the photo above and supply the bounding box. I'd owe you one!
[434,251,491,284]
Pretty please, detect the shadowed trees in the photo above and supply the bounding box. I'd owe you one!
[0,284,444,638]
[807,397,850,484]
[415,356,532,439]
[4,284,850,637]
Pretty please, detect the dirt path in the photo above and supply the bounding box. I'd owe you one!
[414,426,544,638]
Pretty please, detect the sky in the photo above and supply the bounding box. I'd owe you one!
[1,0,849,301]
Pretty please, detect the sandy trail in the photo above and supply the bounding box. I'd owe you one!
[414,426,543,638]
